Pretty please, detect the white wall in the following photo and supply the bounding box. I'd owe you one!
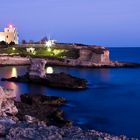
[0,33,5,42]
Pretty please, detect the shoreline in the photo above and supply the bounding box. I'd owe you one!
[0,90,137,140]
[0,56,140,68]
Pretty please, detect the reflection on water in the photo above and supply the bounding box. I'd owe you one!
[3,67,18,78]
[46,67,54,74]
[11,67,17,77]
[100,69,111,81]
[0,64,140,138]
[4,82,20,100]
[0,66,27,101]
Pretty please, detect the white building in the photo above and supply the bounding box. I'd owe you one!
[0,25,19,44]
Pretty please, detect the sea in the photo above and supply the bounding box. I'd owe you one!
[0,47,140,138]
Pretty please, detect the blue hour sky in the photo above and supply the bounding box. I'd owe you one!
[0,0,140,47]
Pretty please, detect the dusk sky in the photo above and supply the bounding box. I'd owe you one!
[0,0,140,47]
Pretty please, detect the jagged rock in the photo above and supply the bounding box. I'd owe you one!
[0,87,18,116]
[3,123,136,140]
[0,117,16,125]
[0,117,17,139]
[15,94,72,127]
[20,94,66,106]
[24,115,38,124]
[78,47,110,64]
[0,124,6,137]
[2,72,87,89]
[6,124,62,140]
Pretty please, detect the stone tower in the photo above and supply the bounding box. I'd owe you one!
[29,59,46,78]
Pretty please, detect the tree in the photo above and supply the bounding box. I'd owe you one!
[0,41,7,46]
[29,40,34,44]
[9,41,15,46]
[40,36,48,44]
[22,40,27,44]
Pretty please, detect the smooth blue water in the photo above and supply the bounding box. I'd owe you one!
[0,47,140,138]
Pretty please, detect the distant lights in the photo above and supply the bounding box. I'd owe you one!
[45,40,56,47]
[46,41,52,47]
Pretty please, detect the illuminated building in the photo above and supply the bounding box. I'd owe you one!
[0,24,19,44]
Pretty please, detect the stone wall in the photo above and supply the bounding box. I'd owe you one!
[0,56,30,65]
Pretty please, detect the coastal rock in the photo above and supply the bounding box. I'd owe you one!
[0,87,18,116]
[24,115,38,124]
[0,91,137,140]
[15,94,72,127]
[45,72,87,89]
[20,94,66,106]
[4,123,137,140]
[1,72,87,89]
[78,47,110,64]
[6,124,63,140]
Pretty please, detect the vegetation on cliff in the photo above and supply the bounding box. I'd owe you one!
[0,46,79,59]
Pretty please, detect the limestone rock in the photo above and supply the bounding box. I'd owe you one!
[2,72,87,89]
[0,87,18,116]
[78,48,110,64]
[15,94,72,127]
[29,58,46,78]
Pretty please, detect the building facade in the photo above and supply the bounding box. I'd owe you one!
[0,25,19,44]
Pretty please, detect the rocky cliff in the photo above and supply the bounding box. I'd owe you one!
[0,44,140,68]
[0,86,18,117]
[78,46,110,64]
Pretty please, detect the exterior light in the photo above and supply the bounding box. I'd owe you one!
[9,24,13,28]
[47,47,51,52]
[46,41,52,47]
[46,67,54,74]
[45,40,56,47]
[12,47,16,51]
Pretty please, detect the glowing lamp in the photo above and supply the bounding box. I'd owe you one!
[46,67,54,74]
[9,24,13,28]
[12,47,16,51]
